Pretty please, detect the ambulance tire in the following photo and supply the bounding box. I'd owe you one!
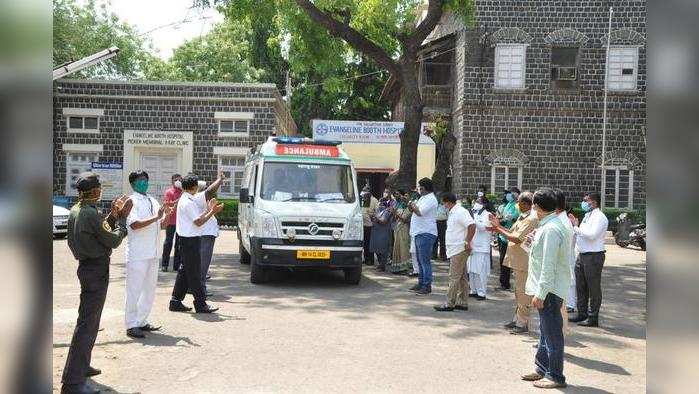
[250,254,268,284]
[343,266,362,285]
[239,241,251,265]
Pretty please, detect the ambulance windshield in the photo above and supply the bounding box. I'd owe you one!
[260,162,356,203]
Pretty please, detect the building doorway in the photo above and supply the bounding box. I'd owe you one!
[356,169,391,199]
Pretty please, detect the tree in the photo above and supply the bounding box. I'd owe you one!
[53,0,156,79]
[201,0,473,190]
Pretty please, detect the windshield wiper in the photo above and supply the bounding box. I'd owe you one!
[280,196,317,202]
[318,198,348,203]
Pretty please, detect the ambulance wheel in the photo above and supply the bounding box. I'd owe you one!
[250,254,267,284]
[239,242,251,265]
[343,266,362,285]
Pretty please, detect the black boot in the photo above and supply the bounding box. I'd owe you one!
[578,316,599,327]
[568,312,588,323]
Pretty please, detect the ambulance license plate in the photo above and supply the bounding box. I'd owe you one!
[296,250,330,260]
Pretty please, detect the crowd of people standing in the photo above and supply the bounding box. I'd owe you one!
[360,179,610,389]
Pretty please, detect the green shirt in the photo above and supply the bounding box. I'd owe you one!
[67,201,127,261]
[525,212,571,301]
[498,201,520,243]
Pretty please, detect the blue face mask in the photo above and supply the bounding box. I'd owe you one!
[505,193,514,203]
[581,201,592,212]
[132,179,149,194]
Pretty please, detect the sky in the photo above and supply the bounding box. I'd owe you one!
[84,0,224,59]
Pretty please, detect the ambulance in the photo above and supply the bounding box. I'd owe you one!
[237,136,364,284]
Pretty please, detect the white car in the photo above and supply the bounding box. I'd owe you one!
[53,205,70,238]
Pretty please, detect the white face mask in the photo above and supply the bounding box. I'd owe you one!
[472,202,483,211]
[174,180,182,189]
[477,191,484,198]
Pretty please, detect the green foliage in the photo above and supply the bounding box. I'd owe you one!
[53,0,156,78]
[217,199,239,226]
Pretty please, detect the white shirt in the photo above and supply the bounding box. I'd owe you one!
[196,197,220,237]
[126,192,161,261]
[574,208,608,253]
[409,192,438,236]
[445,204,475,258]
[470,207,492,253]
[176,191,207,237]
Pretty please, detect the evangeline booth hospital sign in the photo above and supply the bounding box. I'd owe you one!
[311,120,435,145]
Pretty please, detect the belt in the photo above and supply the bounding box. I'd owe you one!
[580,251,605,255]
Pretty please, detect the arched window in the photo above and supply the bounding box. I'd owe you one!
[485,149,526,193]
[596,150,642,209]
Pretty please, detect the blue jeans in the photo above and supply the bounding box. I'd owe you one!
[535,293,566,384]
[414,233,437,288]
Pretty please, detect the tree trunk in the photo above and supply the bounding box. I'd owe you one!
[432,129,456,194]
[386,57,423,191]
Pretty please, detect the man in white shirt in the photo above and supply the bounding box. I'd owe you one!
[434,192,475,312]
[197,182,220,296]
[124,171,174,339]
[408,178,439,295]
[169,172,225,314]
[467,198,493,300]
[568,192,609,327]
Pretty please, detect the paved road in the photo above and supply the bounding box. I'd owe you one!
[53,230,646,393]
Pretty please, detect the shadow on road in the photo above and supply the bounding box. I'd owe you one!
[565,352,631,376]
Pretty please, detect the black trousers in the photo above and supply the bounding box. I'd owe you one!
[172,235,206,309]
[62,257,110,385]
[162,225,181,270]
[575,251,606,317]
[433,220,447,260]
[363,226,374,264]
[498,239,511,288]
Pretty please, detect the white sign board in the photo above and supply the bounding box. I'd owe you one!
[124,131,192,147]
[91,162,123,200]
[311,120,435,144]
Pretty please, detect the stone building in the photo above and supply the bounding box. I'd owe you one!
[387,0,646,209]
[53,79,296,203]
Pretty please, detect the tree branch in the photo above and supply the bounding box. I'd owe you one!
[410,0,445,47]
[295,0,401,77]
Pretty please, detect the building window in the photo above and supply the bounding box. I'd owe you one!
[603,166,634,209]
[495,44,527,89]
[551,47,579,90]
[607,46,639,91]
[219,120,249,134]
[491,165,523,193]
[218,155,246,197]
[63,108,103,133]
[66,152,99,196]
[215,112,254,137]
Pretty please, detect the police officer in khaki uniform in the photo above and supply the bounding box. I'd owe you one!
[489,191,539,334]
[61,172,132,394]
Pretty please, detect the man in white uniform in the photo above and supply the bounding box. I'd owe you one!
[434,192,475,312]
[568,192,609,327]
[197,182,220,296]
[124,170,173,339]
[468,200,492,300]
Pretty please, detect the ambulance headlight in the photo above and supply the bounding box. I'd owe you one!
[254,210,278,238]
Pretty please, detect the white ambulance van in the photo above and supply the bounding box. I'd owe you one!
[237,136,364,284]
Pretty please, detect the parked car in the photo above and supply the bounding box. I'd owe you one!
[53,204,70,238]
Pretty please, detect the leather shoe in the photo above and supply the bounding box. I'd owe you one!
[578,317,599,327]
[61,382,99,394]
[433,304,455,312]
[468,293,478,298]
[415,286,432,295]
[475,295,487,301]
[140,324,161,332]
[195,304,219,313]
[568,313,588,323]
[409,284,421,291]
[126,327,145,338]
[510,325,529,334]
[454,304,469,311]
[169,300,192,312]
[503,321,517,329]
[85,366,101,377]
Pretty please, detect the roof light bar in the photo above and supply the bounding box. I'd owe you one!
[272,136,342,146]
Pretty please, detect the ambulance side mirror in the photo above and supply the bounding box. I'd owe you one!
[239,188,251,203]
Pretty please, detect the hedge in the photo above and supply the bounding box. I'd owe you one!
[217,199,239,226]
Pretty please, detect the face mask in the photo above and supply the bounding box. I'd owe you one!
[132,179,149,194]
[505,193,514,203]
[174,180,182,189]
[472,202,483,211]
[581,201,592,212]
[477,191,484,198]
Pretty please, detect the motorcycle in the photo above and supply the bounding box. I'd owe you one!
[614,212,646,251]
